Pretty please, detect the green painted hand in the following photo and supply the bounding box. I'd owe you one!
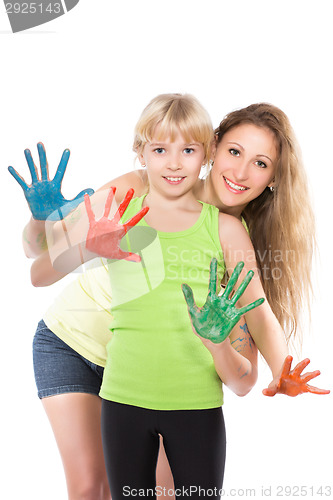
[182,259,265,344]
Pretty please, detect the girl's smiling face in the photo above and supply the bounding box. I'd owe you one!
[210,123,278,216]
[139,126,206,201]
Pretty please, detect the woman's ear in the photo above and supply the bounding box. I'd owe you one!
[210,139,217,161]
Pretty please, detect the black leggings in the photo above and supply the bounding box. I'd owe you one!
[101,400,226,499]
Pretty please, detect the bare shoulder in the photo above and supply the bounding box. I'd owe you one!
[218,212,253,254]
[218,212,246,235]
[97,169,148,201]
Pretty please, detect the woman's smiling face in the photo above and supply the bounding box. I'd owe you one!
[210,123,278,216]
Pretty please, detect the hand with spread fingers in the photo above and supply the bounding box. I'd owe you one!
[8,142,94,220]
[84,187,149,262]
[263,355,330,397]
[182,259,265,344]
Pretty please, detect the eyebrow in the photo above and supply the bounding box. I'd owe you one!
[227,142,273,163]
[257,154,273,163]
[148,143,200,149]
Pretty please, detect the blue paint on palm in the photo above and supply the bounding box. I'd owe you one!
[8,143,94,221]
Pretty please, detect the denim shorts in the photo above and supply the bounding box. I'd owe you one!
[33,319,104,399]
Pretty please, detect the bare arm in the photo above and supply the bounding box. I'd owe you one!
[31,182,149,286]
[219,213,289,379]
[182,259,260,396]
[208,317,258,397]
[28,170,147,285]
[30,251,69,287]
[23,169,148,259]
[214,217,328,397]
[23,217,48,258]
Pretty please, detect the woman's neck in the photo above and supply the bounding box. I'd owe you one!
[194,177,244,220]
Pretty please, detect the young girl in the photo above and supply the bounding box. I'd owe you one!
[48,94,263,497]
[9,95,328,499]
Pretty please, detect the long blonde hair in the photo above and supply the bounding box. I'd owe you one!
[215,103,315,345]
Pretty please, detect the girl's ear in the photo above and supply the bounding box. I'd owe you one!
[138,151,146,168]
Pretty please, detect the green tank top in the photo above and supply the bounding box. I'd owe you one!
[99,196,225,410]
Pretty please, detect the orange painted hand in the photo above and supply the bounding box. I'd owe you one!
[84,187,149,262]
[263,355,330,397]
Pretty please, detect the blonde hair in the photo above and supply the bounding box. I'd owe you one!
[133,93,214,162]
[215,103,315,346]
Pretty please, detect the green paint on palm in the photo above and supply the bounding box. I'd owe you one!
[182,259,264,344]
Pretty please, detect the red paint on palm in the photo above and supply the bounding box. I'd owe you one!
[84,187,149,262]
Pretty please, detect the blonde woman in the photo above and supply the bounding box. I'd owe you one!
[10,95,328,500]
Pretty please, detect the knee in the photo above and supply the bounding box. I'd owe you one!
[69,477,111,500]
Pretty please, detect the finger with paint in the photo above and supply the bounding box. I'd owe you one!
[8,142,94,220]
[263,355,330,397]
[84,187,149,262]
[182,259,264,344]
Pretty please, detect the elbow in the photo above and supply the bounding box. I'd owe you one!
[235,368,258,397]
[31,272,55,287]
[30,261,64,287]
[30,261,49,287]
[30,270,44,287]
[23,247,32,259]
[225,380,256,398]
[23,242,37,259]
[235,386,253,397]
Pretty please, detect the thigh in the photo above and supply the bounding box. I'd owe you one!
[162,408,226,499]
[42,392,110,499]
[156,437,175,499]
[101,401,160,498]
[33,320,110,498]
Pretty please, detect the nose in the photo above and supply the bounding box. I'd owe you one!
[167,152,182,171]
[233,160,249,182]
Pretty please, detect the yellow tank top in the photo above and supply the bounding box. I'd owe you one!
[43,259,113,366]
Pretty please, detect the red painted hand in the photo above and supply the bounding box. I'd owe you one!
[263,355,330,397]
[84,187,149,262]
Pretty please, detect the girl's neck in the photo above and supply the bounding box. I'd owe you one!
[142,189,202,233]
[144,189,201,211]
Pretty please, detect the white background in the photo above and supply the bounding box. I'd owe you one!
[0,1,332,498]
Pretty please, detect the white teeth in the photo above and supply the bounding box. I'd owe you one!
[224,177,247,191]
[165,177,183,181]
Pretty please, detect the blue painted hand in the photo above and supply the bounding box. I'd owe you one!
[8,142,94,221]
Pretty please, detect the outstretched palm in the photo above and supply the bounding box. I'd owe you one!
[263,355,330,397]
[8,142,94,220]
[182,259,264,344]
[84,187,149,262]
